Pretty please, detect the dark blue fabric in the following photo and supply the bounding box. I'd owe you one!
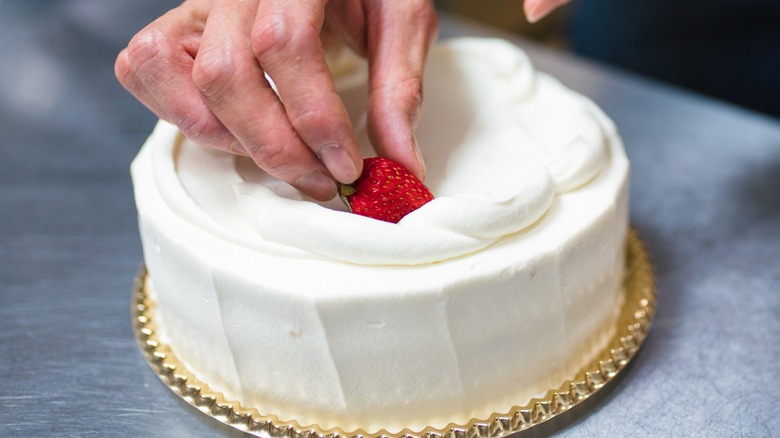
[570,0,780,118]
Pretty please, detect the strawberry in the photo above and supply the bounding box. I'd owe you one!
[339,157,434,223]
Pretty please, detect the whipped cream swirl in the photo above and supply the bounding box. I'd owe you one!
[157,38,613,265]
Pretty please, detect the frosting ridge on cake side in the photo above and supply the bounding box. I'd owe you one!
[131,38,629,432]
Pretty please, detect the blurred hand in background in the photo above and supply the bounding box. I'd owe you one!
[524,0,571,23]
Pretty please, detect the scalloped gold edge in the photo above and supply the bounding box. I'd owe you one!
[132,228,655,438]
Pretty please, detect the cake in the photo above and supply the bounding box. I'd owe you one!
[131,38,629,433]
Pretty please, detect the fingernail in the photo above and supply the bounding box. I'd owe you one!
[228,140,247,156]
[318,143,359,183]
[295,170,337,201]
[411,134,426,181]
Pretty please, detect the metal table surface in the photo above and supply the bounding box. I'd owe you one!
[1,2,778,437]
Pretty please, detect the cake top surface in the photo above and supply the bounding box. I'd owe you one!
[143,38,621,266]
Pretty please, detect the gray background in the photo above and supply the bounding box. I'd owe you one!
[1,1,778,436]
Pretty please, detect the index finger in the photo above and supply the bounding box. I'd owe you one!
[192,0,337,201]
[251,0,363,184]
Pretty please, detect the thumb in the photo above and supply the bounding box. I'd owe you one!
[364,0,438,181]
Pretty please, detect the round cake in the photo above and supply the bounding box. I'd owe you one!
[131,38,629,433]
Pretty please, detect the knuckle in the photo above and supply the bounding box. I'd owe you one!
[192,48,236,97]
[177,114,217,142]
[126,28,167,72]
[251,13,295,60]
[251,13,319,62]
[390,76,424,109]
[287,100,332,133]
[176,115,234,151]
[246,140,289,171]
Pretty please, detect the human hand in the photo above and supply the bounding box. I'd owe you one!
[525,0,571,23]
[115,0,438,201]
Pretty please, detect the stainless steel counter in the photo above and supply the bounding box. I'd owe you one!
[1,2,778,436]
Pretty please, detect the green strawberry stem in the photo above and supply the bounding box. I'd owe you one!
[337,183,355,212]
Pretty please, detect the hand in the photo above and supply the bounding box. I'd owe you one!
[115,0,438,201]
[524,0,571,23]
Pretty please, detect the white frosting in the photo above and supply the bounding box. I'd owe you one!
[131,38,629,432]
[165,38,609,265]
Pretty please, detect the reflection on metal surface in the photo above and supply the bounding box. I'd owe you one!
[131,229,655,438]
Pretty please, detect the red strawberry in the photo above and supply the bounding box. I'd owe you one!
[339,157,434,223]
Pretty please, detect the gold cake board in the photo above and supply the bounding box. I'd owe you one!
[132,229,656,437]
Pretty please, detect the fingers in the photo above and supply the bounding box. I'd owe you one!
[251,0,363,184]
[524,0,571,23]
[120,0,437,199]
[363,0,438,181]
[117,0,340,199]
[121,3,237,153]
[191,0,336,199]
